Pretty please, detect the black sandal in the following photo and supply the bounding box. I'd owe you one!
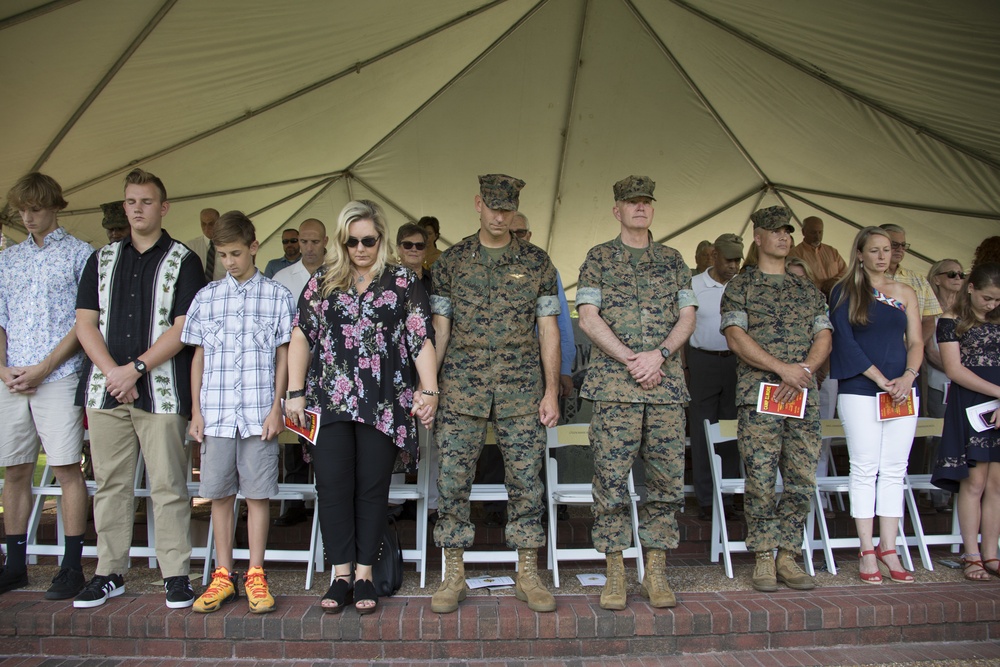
[320,575,353,614]
[354,578,378,615]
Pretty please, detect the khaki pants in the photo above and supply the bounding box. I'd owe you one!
[87,405,191,577]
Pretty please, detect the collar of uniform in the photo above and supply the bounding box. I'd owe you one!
[469,232,522,264]
[611,232,657,262]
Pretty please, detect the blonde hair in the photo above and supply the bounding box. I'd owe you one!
[320,200,390,296]
[833,226,892,327]
[785,256,815,283]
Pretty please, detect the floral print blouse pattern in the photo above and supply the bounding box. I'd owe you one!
[294,264,432,470]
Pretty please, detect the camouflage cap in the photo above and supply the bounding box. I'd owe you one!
[613,175,656,202]
[750,205,794,232]
[714,233,744,260]
[100,200,129,230]
[478,174,525,211]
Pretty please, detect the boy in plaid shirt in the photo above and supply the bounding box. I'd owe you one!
[182,211,295,613]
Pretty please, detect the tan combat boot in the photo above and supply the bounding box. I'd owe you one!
[430,548,467,613]
[600,551,627,610]
[751,551,778,592]
[775,549,816,590]
[514,548,556,612]
[639,549,676,608]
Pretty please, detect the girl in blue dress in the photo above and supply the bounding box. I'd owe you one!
[932,262,1000,581]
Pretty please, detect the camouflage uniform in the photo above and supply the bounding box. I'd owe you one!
[719,265,832,552]
[430,233,560,549]
[576,234,696,552]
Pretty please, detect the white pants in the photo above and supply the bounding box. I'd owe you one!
[838,393,919,519]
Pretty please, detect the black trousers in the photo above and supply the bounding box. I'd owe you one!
[312,421,398,566]
[686,346,740,508]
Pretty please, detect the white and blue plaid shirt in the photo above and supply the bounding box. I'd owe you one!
[182,270,295,438]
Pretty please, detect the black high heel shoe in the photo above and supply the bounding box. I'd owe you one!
[320,575,353,614]
[353,578,378,615]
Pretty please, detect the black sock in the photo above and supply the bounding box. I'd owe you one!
[5,534,28,573]
[61,535,85,572]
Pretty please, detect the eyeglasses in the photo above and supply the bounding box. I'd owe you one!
[399,241,426,250]
[937,270,966,279]
[890,241,911,251]
[282,238,298,245]
[511,229,529,238]
[345,235,381,248]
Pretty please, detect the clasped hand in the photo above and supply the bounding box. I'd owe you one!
[627,350,665,390]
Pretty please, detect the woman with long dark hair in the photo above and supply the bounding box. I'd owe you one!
[285,200,437,613]
[931,262,1000,581]
[830,226,923,584]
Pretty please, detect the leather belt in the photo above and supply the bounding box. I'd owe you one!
[692,347,734,358]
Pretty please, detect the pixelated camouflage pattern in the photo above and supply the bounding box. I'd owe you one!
[737,407,821,551]
[100,201,128,230]
[749,205,794,231]
[432,233,559,419]
[432,408,546,549]
[590,401,685,552]
[576,235,696,404]
[612,175,656,202]
[719,266,832,407]
[478,173,525,211]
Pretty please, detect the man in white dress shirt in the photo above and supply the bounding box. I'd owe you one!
[687,233,743,521]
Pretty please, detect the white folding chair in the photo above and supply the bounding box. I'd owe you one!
[440,423,521,576]
[387,425,432,588]
[809,419,916,575]
[902,418,962,570]
[705,420,815,578]
[544,424,644,588]
[202,482,323,589]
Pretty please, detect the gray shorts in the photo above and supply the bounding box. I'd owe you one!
[199,433,279,500]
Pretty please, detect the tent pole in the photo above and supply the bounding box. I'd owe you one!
[349,174,421,225]
[623,0,771,184]
[737,190,769,238]
[61,0,517,196]
[779,189,941,265]
[30,0,179,173]
[669,0,1000,173]
[0,0,83,31]
[774,184,1000,221]
[253,176,344,247]
[542,0,590,254]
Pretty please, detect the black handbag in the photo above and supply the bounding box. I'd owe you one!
[372,517,404,596]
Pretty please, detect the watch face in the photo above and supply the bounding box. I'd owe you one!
[134,360,146,372]
[660,348,669,359]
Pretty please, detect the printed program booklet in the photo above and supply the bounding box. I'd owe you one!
[967,399,1000,433]
[281,400,321,444]
[876,388,917,421]
[756,383,807,418]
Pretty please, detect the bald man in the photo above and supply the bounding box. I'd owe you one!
[271,218,329,526]
[186,208,225,282]
[787,216,846,295]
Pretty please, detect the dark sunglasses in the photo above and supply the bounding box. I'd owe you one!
[937,270,966,279]
[890,241,911,251]
[399,241,426,250]
[511,229,529,238]
[345,235,381,248]
[281,238,298,244]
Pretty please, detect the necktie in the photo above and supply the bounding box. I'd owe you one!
[205,240,215,282]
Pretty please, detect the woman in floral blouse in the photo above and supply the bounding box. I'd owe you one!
[286,200,437,614]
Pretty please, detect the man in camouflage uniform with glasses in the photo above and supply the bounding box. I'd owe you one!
[429,174,561,614]
[576,175,697,610]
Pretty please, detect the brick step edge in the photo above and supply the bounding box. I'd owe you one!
[3,582,999,660]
